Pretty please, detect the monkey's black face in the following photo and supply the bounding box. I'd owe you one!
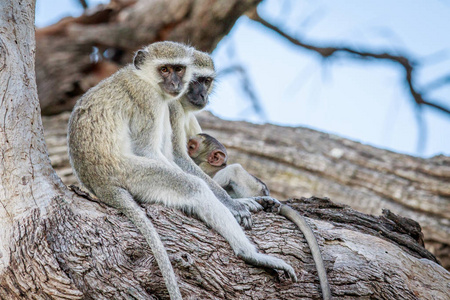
[186,76,213,109]
[158,64,186,96]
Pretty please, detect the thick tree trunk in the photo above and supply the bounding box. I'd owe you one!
[197,112,450,270]
[44,111,450,272]
[0,0,66,273]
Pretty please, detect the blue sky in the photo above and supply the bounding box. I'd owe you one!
[35,0,450,158]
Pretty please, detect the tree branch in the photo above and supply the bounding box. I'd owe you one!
[78,0,88,10]
[247,9,450,116]
[220,64,267,120]
[35,0,263,114]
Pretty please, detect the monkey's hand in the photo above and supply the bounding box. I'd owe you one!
[237,197,264,213]
[226,200,259,230]
[252,196,281,213]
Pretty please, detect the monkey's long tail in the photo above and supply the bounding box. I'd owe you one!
[279,205,332,300]
[122,202,183,300]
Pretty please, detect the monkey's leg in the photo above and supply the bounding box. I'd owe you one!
[126,160,298,282]
[95,187,183,300]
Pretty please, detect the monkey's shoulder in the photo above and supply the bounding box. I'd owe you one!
[76,66,159,110]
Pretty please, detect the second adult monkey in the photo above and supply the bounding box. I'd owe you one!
[188,133,332,300]
[169,49,297,280]
[169,50,281,217]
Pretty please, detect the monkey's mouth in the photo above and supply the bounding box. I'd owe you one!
[186,91,208,108]
[188,98,208,108]
[167,90,181,97]
[163,88,183,97]
[159,83,182,97]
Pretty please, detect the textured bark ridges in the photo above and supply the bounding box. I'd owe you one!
[0,208,83,299]
[1,192,448,299]
[0,0,68,276]
[196,112,450,270]
[42,111,450,270]
[286,197,434,263]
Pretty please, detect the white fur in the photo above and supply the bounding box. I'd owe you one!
[153,57,192,66]
[193,67,216,78]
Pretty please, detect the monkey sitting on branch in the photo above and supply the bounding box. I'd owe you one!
[68,41,296,300]
[169,50,281,215]
[187,133,332,300]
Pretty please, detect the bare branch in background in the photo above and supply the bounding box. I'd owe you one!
[35,0,263,115]
[423,74,450,92]
[247,8,450,116]
[220,65,268,120]
[77,0,88,10]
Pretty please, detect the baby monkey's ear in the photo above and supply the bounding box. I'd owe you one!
[187,138,200,157]
[208,150,227,166]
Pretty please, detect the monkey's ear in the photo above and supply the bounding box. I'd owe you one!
[134,50,149,70]
[208,150,227,166]
[187,139,200,157]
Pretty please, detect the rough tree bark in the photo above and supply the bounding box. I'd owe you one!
[45,111,450,272]
[0,0,67,272]
[1,0,450,299]
[197,113,450,270]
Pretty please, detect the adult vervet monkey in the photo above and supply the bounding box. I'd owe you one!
[169,50,297,279]
[169,50,281,216]
[188,133,332,300]
[68,42,296,300]
[69,41,194,299]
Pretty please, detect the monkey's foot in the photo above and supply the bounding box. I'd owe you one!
[239,252,298,282]
[227,201,255,230]
[252,196,281,213]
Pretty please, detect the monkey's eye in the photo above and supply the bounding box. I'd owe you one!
[160,66,169,73]
[174,66,184,73]
[205,77,212,84]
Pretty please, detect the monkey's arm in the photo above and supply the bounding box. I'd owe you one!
[173,151,264,220]
[169,103,263,227]
[213,164,269,197]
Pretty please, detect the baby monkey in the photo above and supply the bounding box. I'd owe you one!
[187,134,276,211]
[188,133,332,300]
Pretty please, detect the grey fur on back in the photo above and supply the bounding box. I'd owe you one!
[68,41,195,300]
